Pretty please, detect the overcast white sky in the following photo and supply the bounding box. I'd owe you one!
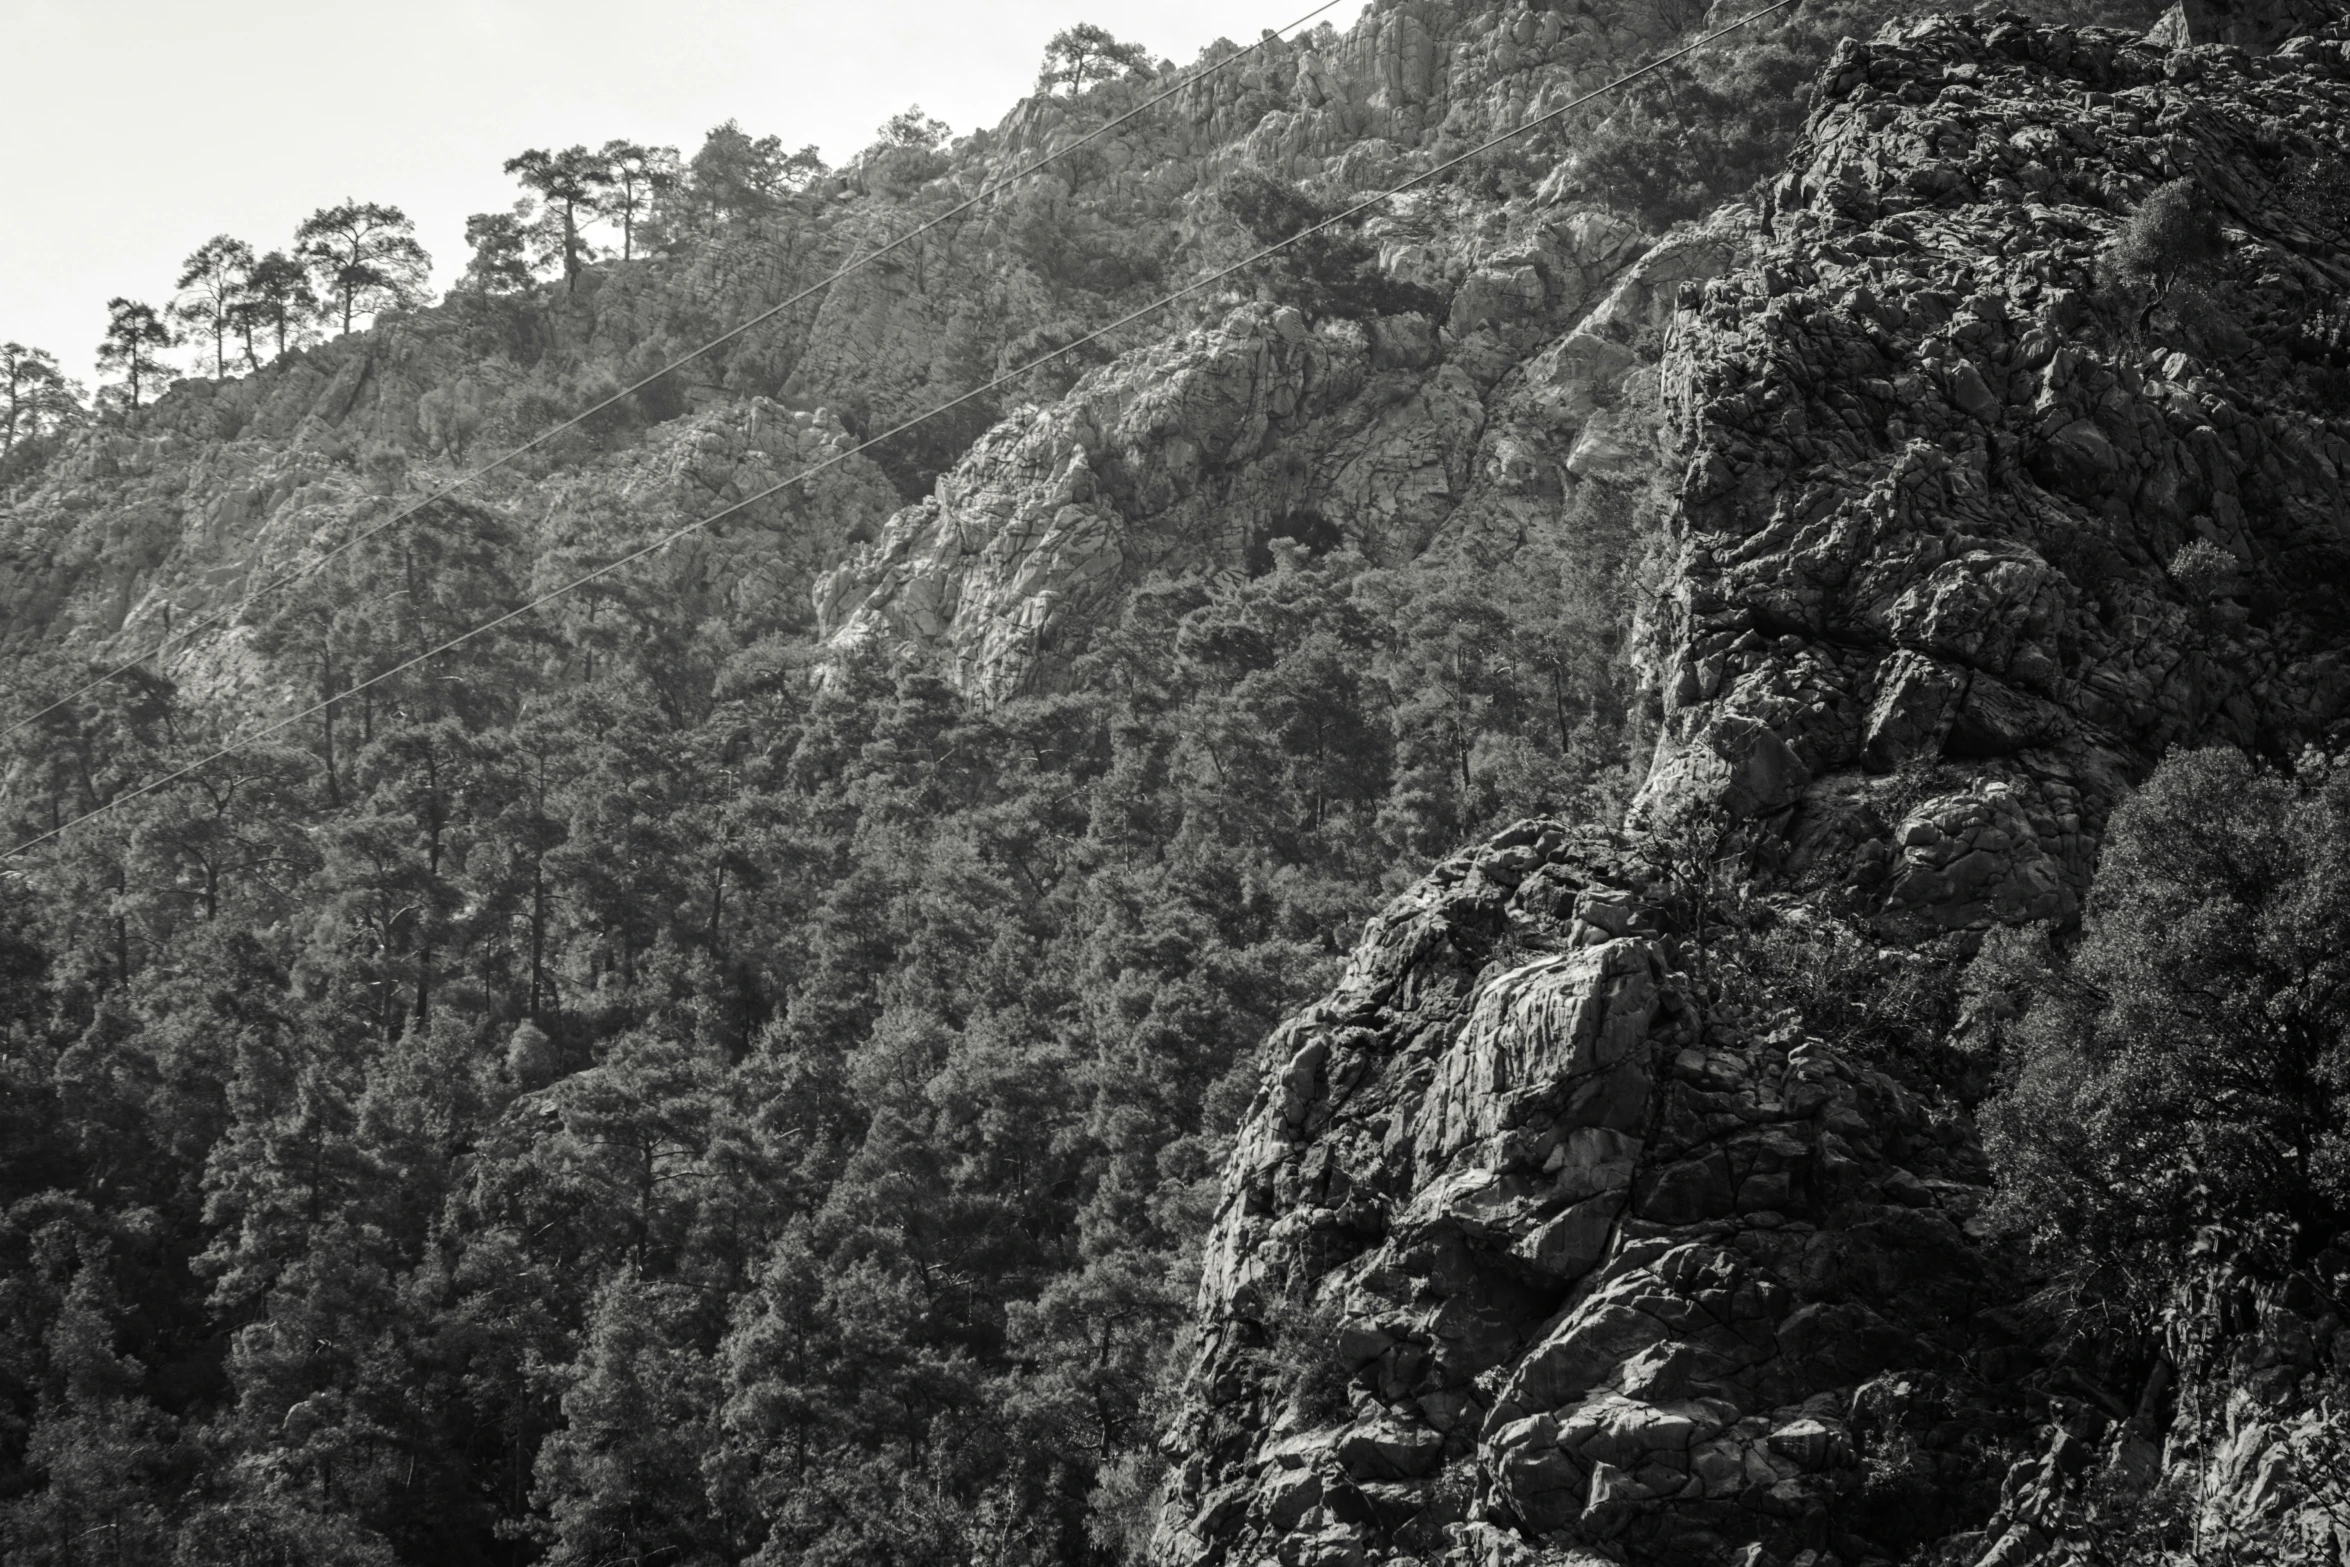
[2,0,1370,384]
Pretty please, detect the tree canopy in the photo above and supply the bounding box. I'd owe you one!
[235,250,318,362]
[170,235,256,379]
[295,201,432,334]
[94,299,176,410]
[685,120,826,236]
[1,343,79,461]
[595,140,680,261]
[462,204,539,295]
[505,146,613,289]
[1038,24,1154,94]
[1985,747,2350,1295]
[0,467,1643,1560]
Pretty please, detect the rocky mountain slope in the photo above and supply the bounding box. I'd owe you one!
[7,0,2350,1563]
[814,209,1726,694]
[0,0,1773,689]
[1146,9,2350,1566]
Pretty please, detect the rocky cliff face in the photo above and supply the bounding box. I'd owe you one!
[1646,10,2350,941]
[807,0,1819,698]
[814,209,1731,695]
[997,0,1716,187]
[1151,823,2007,1567]
[1150,10,2350,1567]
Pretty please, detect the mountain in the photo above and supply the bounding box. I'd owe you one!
[0,0,1778,678]
[1150,8,2350,1565]
[5,0,2349,1564]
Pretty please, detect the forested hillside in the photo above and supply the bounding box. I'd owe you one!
[17,0,2350,1564]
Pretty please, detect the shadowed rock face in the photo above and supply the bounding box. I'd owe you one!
[2147,0,2344,51]
[1645,12,2350,941]
[1153,11,2350,1567]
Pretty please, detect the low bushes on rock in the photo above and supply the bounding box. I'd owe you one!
[1983,747,2350,1299]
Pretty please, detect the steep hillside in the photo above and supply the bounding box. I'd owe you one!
[1150,9,2350,1567]
[3,6,1890,1561]
[13,1,2350,1565]
[0,0,1793,686]
[814,210,1725,694]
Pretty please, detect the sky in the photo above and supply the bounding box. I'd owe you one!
[2,0,1371,384]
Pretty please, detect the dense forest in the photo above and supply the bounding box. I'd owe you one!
[0,15,1665,1557]
[0,538,1631,1565]
[15,0,2350,1563]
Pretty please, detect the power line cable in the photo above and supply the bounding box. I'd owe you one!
[3,0,1799,862]
[0,0,1349,748]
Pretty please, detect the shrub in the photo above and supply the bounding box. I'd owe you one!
[1008,182,1169,297]
[2106,178,2227,329]
[1741,914,1969,1083]
[2167,537,2240,602]
[1216,170,1443,323]
[416,382,485,461]
[2281,154,2350,247]
[1566,42,1824,229]
[1257,1286,1352,1427]
[1982,748,2350,1300]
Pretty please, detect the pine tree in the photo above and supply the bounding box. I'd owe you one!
[531,1272,725,1565]
[593,141,678,261]
[170,235,255,378]
[504,146,613,289]
[0,344,78,460]
[294,202,432,334]
[94,300,176,411]
[234,250,318,362]
[1037,24,1153,94]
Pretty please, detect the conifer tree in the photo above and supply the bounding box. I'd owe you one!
[593,140,678,261]
[235,250,318,362]
[294,201,431,334]
[94,299,176,410]
[1,1258,176,1564]
[504,145,612,289]
[0,343,77,458]
[685,121,823,237]
[171,234,255,378]
[1037,23,1153,94]
[461,204,538,294]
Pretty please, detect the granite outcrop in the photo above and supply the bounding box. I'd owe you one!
[814,208,1731,694]
[1152,8,2350,1566]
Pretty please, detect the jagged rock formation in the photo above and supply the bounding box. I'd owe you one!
[815,211,1735,695]
[1152,9,2350,1567]
[2,0,1794,704]
[1152,824,2007,1567]
[2148,0,2341,50]
[997,0,1718,189]
[1644,10,2350,944]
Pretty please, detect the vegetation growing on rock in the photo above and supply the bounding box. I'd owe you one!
[6,0,2350,1564]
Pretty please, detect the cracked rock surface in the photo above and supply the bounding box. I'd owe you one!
[1150,823,2005,1567]
[1643,12,2350,939]
[1153,9,2350,1566]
